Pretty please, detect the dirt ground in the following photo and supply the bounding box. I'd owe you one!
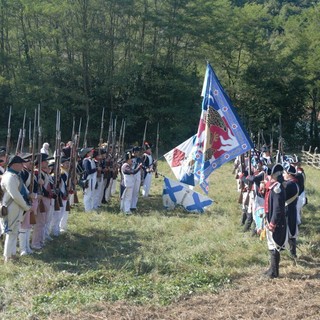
[53,255,320,320]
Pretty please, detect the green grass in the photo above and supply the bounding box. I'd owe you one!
[0,161,319,319]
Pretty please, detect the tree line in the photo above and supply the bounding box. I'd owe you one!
[0,0,319,151]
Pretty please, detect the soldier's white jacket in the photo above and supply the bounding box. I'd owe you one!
[1,168,31,226]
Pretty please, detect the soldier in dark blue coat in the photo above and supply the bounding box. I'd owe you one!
[264,164,287,278]
[284,164,300,258]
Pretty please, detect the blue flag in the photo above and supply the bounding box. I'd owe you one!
[162,177,213,213]
[193,63,253,193]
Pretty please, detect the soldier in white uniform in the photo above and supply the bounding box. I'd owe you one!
[142,143,154,197]
[1,155,31,262]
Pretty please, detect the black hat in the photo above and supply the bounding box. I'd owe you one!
[79,147,94,158]
[8,155,28,167]
[132,146,141,152]
[271,163,283,176]
[285,164,297,175]
[125,151,132,161]
[35,153,53,165]
[61,157,70,164]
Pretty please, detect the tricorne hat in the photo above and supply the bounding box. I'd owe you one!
[271,163,283,176]
[285,164,297,175]
[79,147,94,158]
[8,155,28,167]
[35,153,54,165]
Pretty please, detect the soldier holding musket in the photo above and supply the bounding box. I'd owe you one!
[1,155,32,262]
[130,146,143,211]
[141,142,154,197]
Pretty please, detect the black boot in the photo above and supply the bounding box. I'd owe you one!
[289,238,297,258]
[275,250,280,277]
[243,212,253,232]
[241,208,247,226]
[266,250,278,278]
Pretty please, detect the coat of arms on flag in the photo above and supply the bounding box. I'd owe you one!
[193,63,253,193]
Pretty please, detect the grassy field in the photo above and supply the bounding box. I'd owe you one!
[0,160,319,319]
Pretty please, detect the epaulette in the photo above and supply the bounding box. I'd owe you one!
[273,182,281,194]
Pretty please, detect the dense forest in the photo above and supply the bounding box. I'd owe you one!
[0,0,319,151]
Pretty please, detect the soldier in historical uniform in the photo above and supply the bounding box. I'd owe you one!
[283,164,300,258]
[141,142,154,197]
[1,155,31,262]
[80,148,97,212]
[263,163,287,278]
[58,156,70,232]
[120,151,142,215]
[19,153,37,255]
[31,153,52,250]
[131,146,143,211]
[92,148,104,209]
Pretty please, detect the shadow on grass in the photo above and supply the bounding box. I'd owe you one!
[101,194,202,219]
[299,207,320,235]
[31,228,141,274]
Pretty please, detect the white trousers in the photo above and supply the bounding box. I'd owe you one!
[84,181,95,211]
[3,217,20,259]
[131,174,141,209]
[121,187,133,213]
[59,199,69,232]
[142,173,152,197]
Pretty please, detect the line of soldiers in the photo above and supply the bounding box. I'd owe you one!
[234,146,307,278]
[0,140,156,263]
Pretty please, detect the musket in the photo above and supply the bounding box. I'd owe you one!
[270,125,274,158]
[20,109,27,153]
[71,131,80,204]
[97,108,105,179]
[121,119,126,155]
[276,115,283,163]
[244,149,253,206]
[37,104,46,213]
[142,120,148,147]
[77,117,82,156]
[107,112,113,150]
[5,106,12,167]
[99,108,105,148]
[29,110,37,227]
[83,116,89,148]
[54,110,62,211]
[154,122,159,178]
[111,116,118,179]
[111,116,117,159]
[29,110,37,195]
[71,116,75,141]
[28,119,32,153]
[66,118,77,211]
[15,129,22,155]
[118,118,123,156]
